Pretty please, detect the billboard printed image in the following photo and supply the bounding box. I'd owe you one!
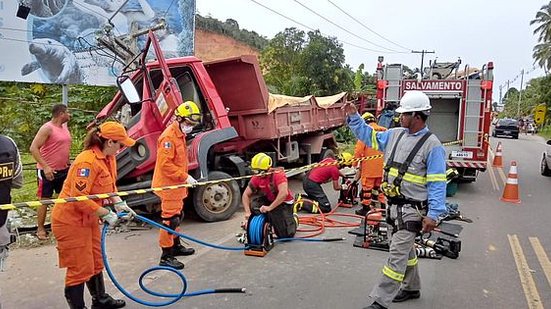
[0,0,195,86]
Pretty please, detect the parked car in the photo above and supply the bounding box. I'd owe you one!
[492,118,519,139]
[526,123,536,135]
[542,140,551,176]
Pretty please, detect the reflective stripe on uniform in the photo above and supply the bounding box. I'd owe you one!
[382,265,405,282]
[371,130,379,151]
[426,174,446,182]
[407,256,418,266]
[387,167,426,185]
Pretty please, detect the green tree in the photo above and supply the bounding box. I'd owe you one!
[531,3,551,72]
[260,28,353,96]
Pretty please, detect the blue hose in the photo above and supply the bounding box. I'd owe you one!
[100,213,344,307]
[101,214,246,307]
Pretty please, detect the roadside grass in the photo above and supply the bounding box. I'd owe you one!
[13,153,38,204]
[539,125,551,140]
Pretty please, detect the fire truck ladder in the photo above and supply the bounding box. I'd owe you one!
[462,65,485,149]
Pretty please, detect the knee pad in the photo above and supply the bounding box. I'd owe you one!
[162,214,181,231]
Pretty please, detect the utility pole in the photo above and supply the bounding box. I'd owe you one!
[517,69,524,119]
[411,50,435,76]
[499,85,502,104]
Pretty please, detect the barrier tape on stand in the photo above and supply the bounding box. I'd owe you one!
[1,138,467,210]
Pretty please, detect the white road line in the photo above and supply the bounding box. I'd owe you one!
[508,234,544,309]
[529,237,551,290]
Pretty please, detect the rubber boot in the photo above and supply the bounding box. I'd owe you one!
[159,247,185,270]
[355,204,370,216]
[64,283,87,309]
[86,272,126,309]
[172,238,195,256]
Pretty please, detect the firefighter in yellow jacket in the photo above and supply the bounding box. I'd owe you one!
[152,101,202,270]
[354,112,387,216]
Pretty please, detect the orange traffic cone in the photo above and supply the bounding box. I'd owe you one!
[492,142,503,167]
[501,161,520,204]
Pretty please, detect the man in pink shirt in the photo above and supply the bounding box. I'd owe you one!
[30,104,72,240]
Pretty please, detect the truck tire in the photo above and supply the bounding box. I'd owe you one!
[319,148,336,161]
[541,155,551,176]
[193,171,240,222]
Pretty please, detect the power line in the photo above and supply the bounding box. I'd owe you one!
[292,0,404,53]
[248,0,404,54]
[326,0,411,52]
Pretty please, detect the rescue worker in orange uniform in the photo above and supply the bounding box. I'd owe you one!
[354,112,387,216]
[152,101,202,270]
[51,121,136,309]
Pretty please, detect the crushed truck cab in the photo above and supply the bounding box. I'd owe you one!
[96,31,349,221]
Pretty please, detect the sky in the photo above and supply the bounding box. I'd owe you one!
[196,0,548,103]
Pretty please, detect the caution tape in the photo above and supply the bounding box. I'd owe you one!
[1,137,466,211]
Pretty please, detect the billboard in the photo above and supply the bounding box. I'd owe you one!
[0,0,196,86]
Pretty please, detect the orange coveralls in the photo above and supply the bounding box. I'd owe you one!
[152,122,190,248]
[51,146,117,287]
[354,123,387,207]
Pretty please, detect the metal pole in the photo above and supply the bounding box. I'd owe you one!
[62,84,68,106]
[517,69,524,118]
[411,50,435,77]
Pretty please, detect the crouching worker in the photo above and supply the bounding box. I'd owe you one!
[242,153,297,238]
[51,122,136,309]
[302,152,354,213]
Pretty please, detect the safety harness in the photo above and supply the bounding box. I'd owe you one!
[381,130,433,234]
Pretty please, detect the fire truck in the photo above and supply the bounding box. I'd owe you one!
[374,57,494,182]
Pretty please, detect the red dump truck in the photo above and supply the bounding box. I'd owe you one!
[374,57,494,182]
[96,31,348,221]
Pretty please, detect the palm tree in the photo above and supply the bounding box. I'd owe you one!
[530,3,551,72]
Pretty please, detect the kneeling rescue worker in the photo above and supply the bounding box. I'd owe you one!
[344,90,447,309]
[152,101,202,270]
[51,122,136,309]
[302,152,354,213]
[242,153,297,238]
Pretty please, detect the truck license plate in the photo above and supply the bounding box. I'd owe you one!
[451,151,473,159]
[504,130,511,134]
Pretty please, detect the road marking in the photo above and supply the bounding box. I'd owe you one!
[486,158,500,191]
[508,234,544,309]
[529,237,551,290]
[497,167,507,184]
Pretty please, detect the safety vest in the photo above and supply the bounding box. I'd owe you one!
[381,128,444,202]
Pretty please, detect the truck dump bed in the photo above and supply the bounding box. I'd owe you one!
[204,56,347,141]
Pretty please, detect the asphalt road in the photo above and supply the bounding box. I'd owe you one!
[1,133,551,309]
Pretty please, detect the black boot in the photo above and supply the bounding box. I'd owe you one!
[172,239,195,256]
[355,205,370,216]
[393,289,420,302]
[363,302,387,309]
[159,247,185,270]
[86,272,126,309]
[64,283,86,309]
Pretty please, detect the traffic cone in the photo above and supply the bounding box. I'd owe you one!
[492,142,503,168]
[501,161,520,204]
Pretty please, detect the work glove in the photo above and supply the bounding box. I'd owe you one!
[101,210,119,227]
[114,200,136,220]
[186,174,198,186]
[341,184,349,191]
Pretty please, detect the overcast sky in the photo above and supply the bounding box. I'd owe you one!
[196,0,547,102]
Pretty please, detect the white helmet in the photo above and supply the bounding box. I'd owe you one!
[396,90,431,113]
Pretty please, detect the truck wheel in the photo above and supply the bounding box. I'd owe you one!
[541,155,551,176]
[319,148,336,161]
[193,171,240,222]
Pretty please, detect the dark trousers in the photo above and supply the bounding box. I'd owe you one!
[302,177,331,213]
[251,196,297,238]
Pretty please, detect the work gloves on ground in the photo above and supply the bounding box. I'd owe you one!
[186,175,198,186]
[114,200,136,220]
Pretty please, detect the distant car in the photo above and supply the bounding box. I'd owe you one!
[542,140,551,176]
[492,118,519,139]
[527,123,536,135]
